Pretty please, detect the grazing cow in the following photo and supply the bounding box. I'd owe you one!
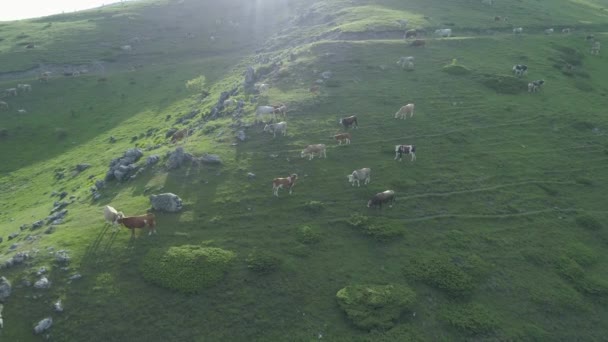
[544,28,554,35]
[513,27,523,34]
[394,144,417,161]
[435,28,452,37]
[272,104,287,117]
[0,101,8,111]
[5,88,17,97]
[263,121,287,138]
[17,84,32,92]
[404,29,417,39]
[17,109,27,114]
[586,34,595,41]
[103,205,124,232]
[38,72,51,83]
[591,41,601,55]
[171,128,189,143]
[347,168,371,187]
[334,132,351,145]
[512,64,528,77]
[117,213,157,238]
[256,105,276,123]
[397,56,415,69]
[121,45,132,51]
[254,83,269,93]
[301,144,327,160]
[223,99,236,107]
[562,28,571,33]
[395,103,415,119]
[411,39,426,47]
[339,115,358,129]
[367,190,396,209]
[272,174,297,197]
[528,80,545,93]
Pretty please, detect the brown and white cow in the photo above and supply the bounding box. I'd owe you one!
[339,115,358,129]
[117,213,157,238]
[395,104,415,119]
[272,104,287,117]
[263,121,287,138]
[367,190,395,208]
[272,174,298,197]
[334,132,351,145]
[301,144,327,160]
[347,168,371,187]
[171,128,189,143]
[395,145,416,161]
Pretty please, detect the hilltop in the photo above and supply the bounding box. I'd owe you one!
[1,0,608,340]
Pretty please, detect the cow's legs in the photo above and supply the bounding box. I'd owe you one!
[411,152,416,161]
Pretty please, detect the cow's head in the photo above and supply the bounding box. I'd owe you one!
[301,150,306,158]
[338,119,343,125]
[367,200,373,208]
[263,124,272,132]
[347,174,355,183]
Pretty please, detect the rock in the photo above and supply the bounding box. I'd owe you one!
[36,266,47,276]
[0,277,11,302]
[58,191,68,200]
[236,130,246,142]
[125,148,143,159]
[150,193,183,212]
[8,232,19,240]
[31,220,44,229]
[11,251,29,265]
[95,180,105,190]
[166,147,186,170]
[22,278,32,287]
[50,202,68,214]
[9,243,18,250]
[20,224,29,231]
[53,299,64,313]
[200,154,222,164]
[247,172,256,179]
[34,276,51,289]
[321,70,333,79]
[46,209,67,225]
[68,274,82,282]
[33,317,52,334]
[146,155,160,166]
[244,66,255,87]
[75,163,91,172]
[44,226,56,235]
[55,250,70,265]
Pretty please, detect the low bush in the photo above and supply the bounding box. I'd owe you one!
[246,249,282,273]
[404,256,475,297]
[576,215,603,231]
[442,303,498,335]
[296,225,321,244]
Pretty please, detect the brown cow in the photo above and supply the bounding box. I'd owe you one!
[117,213,157,238]
[272,174,298,197]
[334,132,351,145]
[171,128,189,143]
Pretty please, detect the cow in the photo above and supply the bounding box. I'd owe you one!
[512,64,528,77]
[367,190,396,209]
[513,27,523,34]
[435,28,452,37]
[411,39,426,47]
[17,84,32,93]
[117,213,157,238]
[17,109,27,114]
[334,132,351,145]
[404,29,417,39]
[0,101,8,111]
[301,144,327,160]
[339,115,358,129]
[562,28,571,33]
[256,105,276,123]
[272,174,297,197]
[591,41,601,55]
[395,145,416,161]
[347,168,371,187]
[397,56,415,69]
[5,88,17,97]
[103,205,124,232]
[395,104,415,119]
[544,28,554,35]
[171,128,189,143]
[528,80,545,93]
[263,121,287,138]
[38,72,51,83]
[272,104,287,117]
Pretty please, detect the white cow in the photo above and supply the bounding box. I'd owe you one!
[103,205,124,232]
[513,27,523,34]
[435,28,452,37]
[17,84,32,92]
[301,144,327,160]
[5,88,17,97]
[17,109,27,114]
[255,105,276,123]
[544,28,554,35]
[395,103,415,119]
[263,121,287,138]
[397,56,415,69]
[347,168,371,187]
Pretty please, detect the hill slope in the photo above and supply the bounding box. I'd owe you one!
[1,0,608,340]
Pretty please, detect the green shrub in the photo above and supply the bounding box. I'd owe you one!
[336,284,416,330]
[296,225,321,244]
[140,245,236,293]
[246,249,282,273]
[346,214,401,241]
[442,64,470,75]
[442,303,498,335]
[576,215,603,231]
[185,75,207,92]
[404,257,475,296]
[347,213,370,228]
[562,243,598,267]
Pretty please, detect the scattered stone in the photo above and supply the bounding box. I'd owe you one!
[9,243,19,250]
[31,220,44,230]
[50,202,68,214]
[95,180,105,190]
[106,148,144,182]
[244,66,255,87]
[53,299,64,313]
[46,209,67,225]
[44,226,55,235]
[55,250,70,265]
[68,274,82,282]
[75,163,91,172]
[33,317,52,335]
[236,130,246,141]
[146,155,160,166]
[247,172,256,179]
[58,191,68,200]
[200,153,222,165]
[36,267,47,276]
[166,147,187,170]
[0,277,11,302]
[175,109,200,125]
[150,193,183,212]
[20,224,30,231]
[8,232,19,240]
[109,136,117,143]
[34,276,51,289]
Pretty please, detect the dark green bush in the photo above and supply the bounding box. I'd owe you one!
[576,215,603,231]
[336,284,416,330]
[246,249,282,273]
[296,225,321,244]
[404,257,475,296]
[140,245,236,293]
[442,303,498,335]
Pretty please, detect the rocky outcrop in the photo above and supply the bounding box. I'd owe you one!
[0,277,11,302]
[150,193,183,212]
[105,148,144,182]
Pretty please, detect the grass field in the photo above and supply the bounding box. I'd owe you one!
[1,0,608,340]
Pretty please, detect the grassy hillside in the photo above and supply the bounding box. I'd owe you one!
[1,0,608,340]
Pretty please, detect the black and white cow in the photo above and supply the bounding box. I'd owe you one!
[367,190,395,208]
[528,79,545,93]
[394,145,416,162]
[339,115,358,129]
[512,64,528,77]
